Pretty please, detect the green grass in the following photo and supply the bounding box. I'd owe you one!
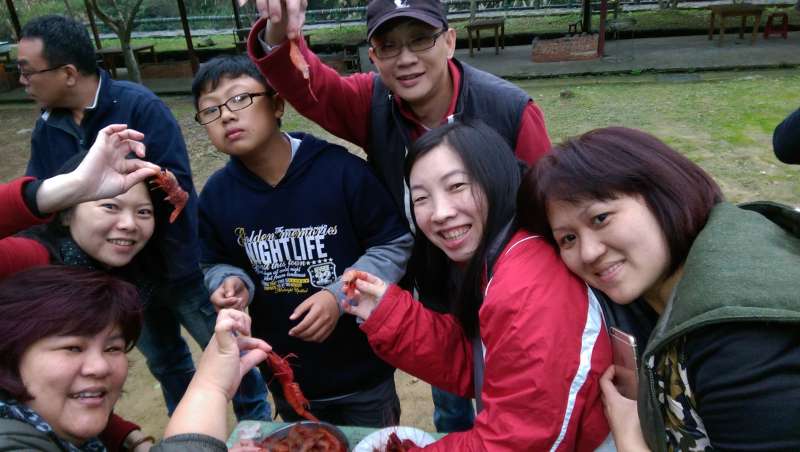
[524,69,800,203]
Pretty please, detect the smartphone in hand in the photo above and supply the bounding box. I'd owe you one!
[610,327,639,400]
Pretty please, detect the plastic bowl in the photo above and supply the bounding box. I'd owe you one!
[262,421,349,450]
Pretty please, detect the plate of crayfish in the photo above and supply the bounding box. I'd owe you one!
[233,421,348,452]
[354,426,436,452]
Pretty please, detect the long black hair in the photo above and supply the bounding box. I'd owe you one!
[405,120,523,338]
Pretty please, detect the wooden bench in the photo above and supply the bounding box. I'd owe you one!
[96,44,157,78]
[707,4,765,46]
[466,17,506,57]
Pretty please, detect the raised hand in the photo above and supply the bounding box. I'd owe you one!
[210,276,250,312]
[36,124,159,213]
[165,309,271,441]
[340,269,388,322]
[197,309,272,399]
[248,0,308,43]
[72,124,159,200]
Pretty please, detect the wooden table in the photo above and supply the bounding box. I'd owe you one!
[95,44,157,78]
[707,4,765,46]
[466,17,506,57]
[227,421,444,450]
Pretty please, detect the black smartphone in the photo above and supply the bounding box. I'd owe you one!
[610,327,639,400]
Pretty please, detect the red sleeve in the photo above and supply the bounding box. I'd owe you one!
[413,234,611,452]
[0,178,53,278]
[361,284,475,397]
[248,18,374,150]
[0,177,51,237]
[99,413,141,452]
[514,101,552,166]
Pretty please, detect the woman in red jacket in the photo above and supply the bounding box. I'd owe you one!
[342,121,612,451]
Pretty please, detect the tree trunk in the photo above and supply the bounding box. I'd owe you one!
[87,0,145,84]
[120,40,141,83]
[63,0,76,17]
[470,0,477,21]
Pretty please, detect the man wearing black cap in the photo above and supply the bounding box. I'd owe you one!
[247,0,551,437]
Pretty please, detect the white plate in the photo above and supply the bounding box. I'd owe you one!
[354,426,436,452]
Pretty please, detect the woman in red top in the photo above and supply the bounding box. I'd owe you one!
[342,121,612,451]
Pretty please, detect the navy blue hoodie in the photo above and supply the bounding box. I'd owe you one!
[199,133,407,399]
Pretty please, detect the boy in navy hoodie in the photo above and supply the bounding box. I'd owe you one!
[193,55,413,426]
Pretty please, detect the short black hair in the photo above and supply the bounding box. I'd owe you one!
[191,55,273,110]
[21,15,97,75]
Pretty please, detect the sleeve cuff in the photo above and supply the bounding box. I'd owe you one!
[22,178,46,218]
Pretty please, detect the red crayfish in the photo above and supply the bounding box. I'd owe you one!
[289,37,319,102]
[379,432,419,452]
[246,424,346,452]
[342,270,369,302]
[150,168,188,224]
[262,351,319,422]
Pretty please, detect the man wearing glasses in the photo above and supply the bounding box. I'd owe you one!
[16,15,270,427]
[248,0,551,434]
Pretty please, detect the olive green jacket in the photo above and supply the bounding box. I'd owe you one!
[0,417,226,452]
[638,201,800,451]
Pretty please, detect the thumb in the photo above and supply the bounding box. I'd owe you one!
[222,278,239,298]
[290,298,311,320]
[599,365,617,394]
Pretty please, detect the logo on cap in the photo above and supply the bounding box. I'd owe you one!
[394,0,410,8]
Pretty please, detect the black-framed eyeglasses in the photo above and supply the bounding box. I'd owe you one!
[195,92,270,125]
[18,64,67,82]
[371,29,447,60]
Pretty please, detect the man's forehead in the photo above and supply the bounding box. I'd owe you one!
[373,18,437,39]
[17,38,46,65]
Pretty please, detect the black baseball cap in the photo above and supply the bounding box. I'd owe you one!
[367,0,448,41]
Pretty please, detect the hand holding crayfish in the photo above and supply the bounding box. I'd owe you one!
[37,124,159,214]
[341,269,388,322]
[196,309,272,399]
[166,309,271,441]
[245,0,308,43]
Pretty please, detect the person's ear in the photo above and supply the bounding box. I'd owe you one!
[63,64,80,87]
[367,47,381,73]
[272,94,285,120]
[444,28,457,59]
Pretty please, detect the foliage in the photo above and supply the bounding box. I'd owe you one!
[527,69,800,204]
[87,0,146,83]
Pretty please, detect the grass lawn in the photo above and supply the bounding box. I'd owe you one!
[525,69,800,204]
